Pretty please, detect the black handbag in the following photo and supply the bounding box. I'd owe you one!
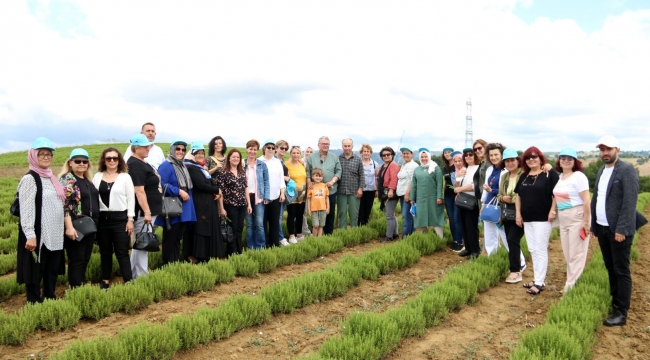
[455,192,476,211]
[133,223,160,252]
[72,216,97,241]
[501,202,516,222]
[162,184,183,218]
[220,217,235,244]
[9,193,19,217]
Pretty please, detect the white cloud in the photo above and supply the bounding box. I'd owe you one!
[0,0,648,153]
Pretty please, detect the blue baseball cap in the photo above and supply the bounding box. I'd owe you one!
[286,179,296,197]
[399,146,414,153]
[450,151,462,158]
[190,141,206,154]
[558,148,578,159]
[130,134,153,147]
[69,148,89,159]
[418,147,431,154]
[442,147,454,153]
[31,137,55,151]
[502,148,518,160]
[171,138,187,147]
[262,138,275,147]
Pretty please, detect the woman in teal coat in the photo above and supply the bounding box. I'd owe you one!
[409,149,445,239]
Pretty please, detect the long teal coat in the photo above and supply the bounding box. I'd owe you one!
[411,165,445,228]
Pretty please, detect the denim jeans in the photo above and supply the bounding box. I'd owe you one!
[444,193,463,244]
[399,196,414,237]
[246,195,266,250]
[278,202,286,240]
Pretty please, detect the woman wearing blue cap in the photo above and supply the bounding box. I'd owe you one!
[16,137,66,303]
[184,142,223,262]
[259,139,287,247]
[58,148,99,288]
[155,139,197,265]
[396,146,418,237]
[443,148,463,250]
[553,148,591,293]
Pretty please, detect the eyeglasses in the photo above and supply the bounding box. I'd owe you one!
[559,156,574,161]
[266,146,276,150]
[525,154,539,161]
[319,143,330,146]
[105,157,119,162]
[37,153,53,159]
[175,147,186,152]
[279,147,288,151]
[381,153,392,158]
[73,159,89,165]
[473,146,483,152]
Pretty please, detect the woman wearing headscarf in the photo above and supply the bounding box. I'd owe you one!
[184,142,223,262]
[154,139,197,265]
[206,135,227,183]
[378,146,400,242]
[444,148,463,251]
[515,146,559,295]
[17,137,66,303]
[59,148,99,288]
[396,146,418,237]
[93,147,135,288]
[454,148,481,259]
[127,134,162,278]
[218,148,251,255]
[409,148,445,238]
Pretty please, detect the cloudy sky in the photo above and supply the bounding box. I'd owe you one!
[1,0,649,153]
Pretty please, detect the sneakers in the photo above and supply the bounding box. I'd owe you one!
[280,239,290,246]
[288,236,298,244]
[505,272,522,283]
[450,243,464,252]
[296,235,305,242]
[520,264,527,272]
[458,249,470,257]
[99,281,110,290]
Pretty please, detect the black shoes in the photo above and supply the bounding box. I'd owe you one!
[99,281,110,290]
[465,252,480,259]
[603,314,626,327]
[450,243,464,252]
[458,249,470,257]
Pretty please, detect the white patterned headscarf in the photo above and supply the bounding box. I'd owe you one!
[419,150,438,174]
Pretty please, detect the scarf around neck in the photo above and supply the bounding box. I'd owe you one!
[167,145,193,190]
[28,149,66,202]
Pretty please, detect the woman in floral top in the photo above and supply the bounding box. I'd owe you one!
[217,148,251,255]
[58,148,99,288]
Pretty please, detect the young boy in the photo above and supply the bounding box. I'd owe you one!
[307,168,330,237]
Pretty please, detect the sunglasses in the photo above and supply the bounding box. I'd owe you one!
[381,153,392,158]
[175,147,186,152]
[559,155,574,161]
[266,146,276,150]
[525,154,539,161]
[464,153,474,157]
[473,146,483,152]
[73,159,89,165]
[278,147,288,151]
[105,157,119,162]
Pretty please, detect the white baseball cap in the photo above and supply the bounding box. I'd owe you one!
[596,135,619,148]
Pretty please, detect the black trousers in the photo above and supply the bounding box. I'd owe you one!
[286,202,306,236]
[596,224,633,316]
[65,232,95,288]
[504,220,525,273]
[224,204,246,255]
[162,222,187,265]
[96,216,132,282]
[459,206,480,254]
[324,192,337,235]
[358,191,375,226]
[26,245,63,304]
[264,199,281,247]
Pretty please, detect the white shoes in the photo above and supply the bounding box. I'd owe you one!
[280,238,290,246]
[288,236,298,244]
[296,235,305,242]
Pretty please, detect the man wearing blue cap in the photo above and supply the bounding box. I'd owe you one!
[124,122,165,169]
[591,135,647,326]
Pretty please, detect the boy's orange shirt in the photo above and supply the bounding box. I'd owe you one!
[307,182,329,211]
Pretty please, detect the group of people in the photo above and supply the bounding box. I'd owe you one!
[14,125,647,328]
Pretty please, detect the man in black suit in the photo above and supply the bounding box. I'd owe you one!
[591,135,647,326]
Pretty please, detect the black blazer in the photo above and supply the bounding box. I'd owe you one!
[590,160,647,236]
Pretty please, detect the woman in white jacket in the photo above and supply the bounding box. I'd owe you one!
[92,148,135,288]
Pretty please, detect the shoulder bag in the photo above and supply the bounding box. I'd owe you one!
[10,171,40,217]
[162,183,183,218]
[479,197,501,223]
[133,223,160,251]
[72,179,97,241]
[455,192,476,211]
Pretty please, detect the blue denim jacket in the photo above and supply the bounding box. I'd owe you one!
[244,158,270,201]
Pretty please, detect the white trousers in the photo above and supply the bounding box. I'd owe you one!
[523,221,552,286]
[131,215,157,279]
[484,221,526,267]
[559,206,590,291]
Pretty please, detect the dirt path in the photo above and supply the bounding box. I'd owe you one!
[0,241,388,359]
[385,234,572,360]
[590,208,650,360]
[172,248,463,359]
